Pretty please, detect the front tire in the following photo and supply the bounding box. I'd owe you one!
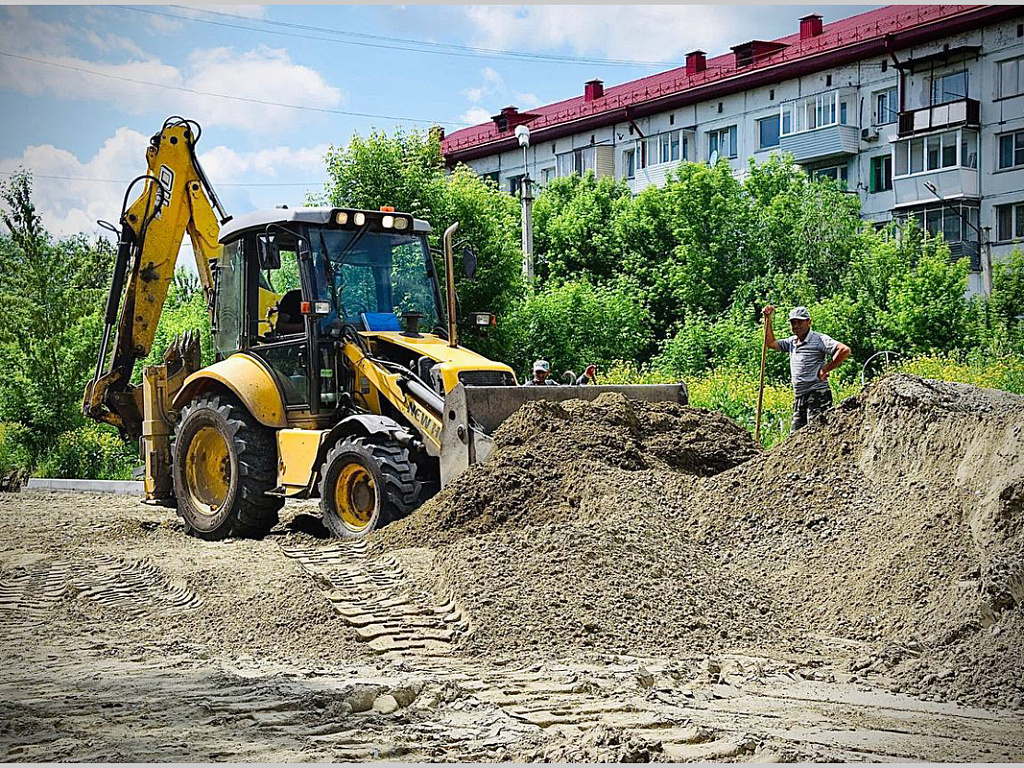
[172,392,283,540]
[319,436,420,539]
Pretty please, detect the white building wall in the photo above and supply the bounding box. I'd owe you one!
[458,18,1024,284]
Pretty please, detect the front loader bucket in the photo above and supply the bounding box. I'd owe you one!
[439,383,688,486]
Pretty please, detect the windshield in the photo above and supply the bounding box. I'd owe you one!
[309,227,441,333]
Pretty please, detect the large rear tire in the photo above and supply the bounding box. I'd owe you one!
[319,436,420,539]
[172,392,283,540]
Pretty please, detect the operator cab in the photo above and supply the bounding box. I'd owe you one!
[213,206,444,425]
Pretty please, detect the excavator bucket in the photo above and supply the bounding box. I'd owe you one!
[439,383,688,485]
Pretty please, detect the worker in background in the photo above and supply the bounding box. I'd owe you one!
[523,360,559,386]
[763,305,851,431]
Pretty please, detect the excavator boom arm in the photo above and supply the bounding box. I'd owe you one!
[83,117,225,438]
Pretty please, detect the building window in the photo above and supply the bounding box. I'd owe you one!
[811,164,848,184]
[998,56,1024,98]
[894,129,977,177]
[659,133,672,163]
[874,87,898,125]
[624,149,635,179]
[639,130,691,167]
[708,125,737,160]
[998,130,1024,170]
[508,175,524,195]
[481,171,500,186]
[996,202,1024,242]
[757,115,780,149]
[556,146,596,177]
[895,203,979,256]
[930,70,968,105]
[541,167,555,184]
[780,89,853,135]
[869,155,892,192]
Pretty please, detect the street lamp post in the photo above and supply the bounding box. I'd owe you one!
[515,124,535,284]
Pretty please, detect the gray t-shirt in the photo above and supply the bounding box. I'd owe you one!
[522,378,558,386]
[776,330,841,396]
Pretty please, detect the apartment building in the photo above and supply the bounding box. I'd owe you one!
[440,5,1024,294]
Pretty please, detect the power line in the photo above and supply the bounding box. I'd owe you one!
[0,50,472,126]
[0,170,323,187]
[121,5,681,69]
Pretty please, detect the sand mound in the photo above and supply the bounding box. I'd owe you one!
[691,375,1024,708]
[378,376,1024,708]
[380,393,760,549]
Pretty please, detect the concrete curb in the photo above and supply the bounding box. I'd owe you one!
[25,478,143,495]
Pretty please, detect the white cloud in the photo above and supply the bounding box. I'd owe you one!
[459,66,540,124]
[516,92,541,109]
[459,106,492,125]
[463,66,505,102]
[81,29,147,58]
[0,8,343,135]
[463,5,736,64]
[0,128,151,238]
[199,144,330,183]
[1,130,329,241]
[133,5,267,34]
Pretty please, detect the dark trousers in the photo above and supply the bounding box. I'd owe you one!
[792,388,833,431]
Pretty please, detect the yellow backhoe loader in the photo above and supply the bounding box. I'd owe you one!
[83,117,687,540]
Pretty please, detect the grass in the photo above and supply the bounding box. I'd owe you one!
[601,353,1024,448]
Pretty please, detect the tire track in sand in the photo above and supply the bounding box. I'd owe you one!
[0,555,201,636]
[279,540,470,658]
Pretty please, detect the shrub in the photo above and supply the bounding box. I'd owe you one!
[36,423,138,480]
[0,422,32,475]
[495,280,653,380]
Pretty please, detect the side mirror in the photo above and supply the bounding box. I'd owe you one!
[257,233,281,270]
[462,246,478,279]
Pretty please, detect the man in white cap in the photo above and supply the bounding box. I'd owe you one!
[762,305,851,431]
[523,359,558,386]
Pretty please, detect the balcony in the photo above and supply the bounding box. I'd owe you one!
[778,88,859,163]
[779,124,860,163]
[892,127,979,207]
[897,98,980,137]
[893,168,979,208]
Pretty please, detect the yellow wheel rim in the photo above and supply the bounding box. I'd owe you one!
[184,425,231,516]
[335,463,377,532]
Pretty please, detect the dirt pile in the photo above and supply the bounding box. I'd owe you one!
[381,376,1024,708]
[381,393,760,549]
[691,375,1024,708]
[380,394,792,659]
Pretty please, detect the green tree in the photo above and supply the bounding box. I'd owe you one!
[991,248,1024,331]
[0,171,113,461]
[532,172,630,283]
[494,280,652,379]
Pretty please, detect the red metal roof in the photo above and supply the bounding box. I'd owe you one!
[442,5,997,161]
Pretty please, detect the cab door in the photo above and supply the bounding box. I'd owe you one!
[245,234,312,410]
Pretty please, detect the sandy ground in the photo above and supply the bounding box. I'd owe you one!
[2,489,1022,763]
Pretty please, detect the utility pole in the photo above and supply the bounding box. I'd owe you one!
[515,124,535,284]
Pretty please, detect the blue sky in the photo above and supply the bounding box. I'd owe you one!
[0,3,874,265]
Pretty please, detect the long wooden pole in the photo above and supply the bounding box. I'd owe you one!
[755,315,769,444]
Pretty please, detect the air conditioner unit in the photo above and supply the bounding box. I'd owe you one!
[861,127,880,142]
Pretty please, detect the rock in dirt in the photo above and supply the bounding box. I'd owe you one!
[371,694,399,715]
